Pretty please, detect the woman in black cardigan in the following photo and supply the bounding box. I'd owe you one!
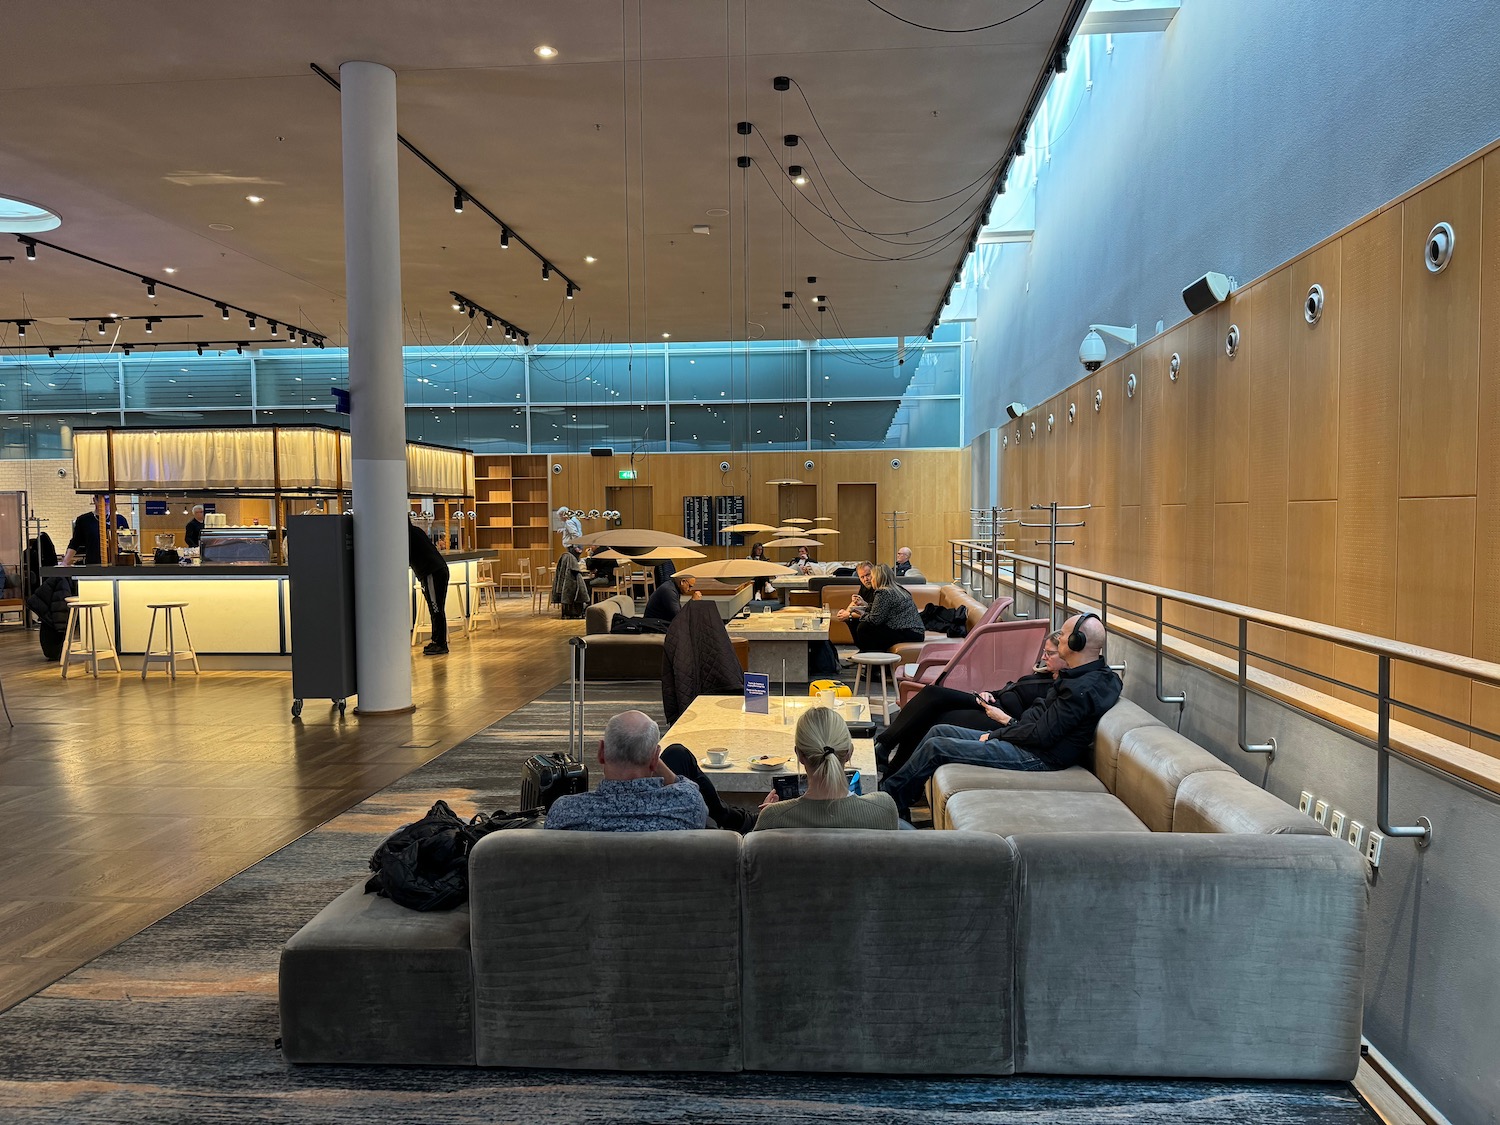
[852,563,926,654]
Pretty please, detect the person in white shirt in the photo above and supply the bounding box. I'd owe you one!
[557,506,583,548]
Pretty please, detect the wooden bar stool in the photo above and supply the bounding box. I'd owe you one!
[849,651,901,722]
[61,599,121,679]
[531,565,552,615]
[446,578,471,643]
[141,602,200,679]
[471,560,501,628]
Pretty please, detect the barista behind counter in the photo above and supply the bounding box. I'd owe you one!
[185,505,205,548]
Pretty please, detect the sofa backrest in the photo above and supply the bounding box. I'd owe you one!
[1092,698,1167,791]
[1173,770,1328,835]
[740,828,1018,1075]
[585,594,635,635]
[467,829,742,1071]
[1113,726,1237,832]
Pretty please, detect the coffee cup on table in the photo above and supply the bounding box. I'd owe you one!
[706,748,730,767]
[795,616,809,629]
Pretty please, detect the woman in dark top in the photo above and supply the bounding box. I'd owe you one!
[749,540,775,599]
[875,630,1064,776]
[852,563,925,654]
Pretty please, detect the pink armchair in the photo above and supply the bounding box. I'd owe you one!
[897,617,1049,706]
[894,596,1013,701]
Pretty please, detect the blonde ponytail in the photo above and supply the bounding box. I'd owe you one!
[794,706,854,797]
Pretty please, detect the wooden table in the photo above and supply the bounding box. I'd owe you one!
[662,694,877,805]
[726,607,830,681]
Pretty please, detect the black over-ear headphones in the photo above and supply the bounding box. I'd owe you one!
[1068,611,1101,652]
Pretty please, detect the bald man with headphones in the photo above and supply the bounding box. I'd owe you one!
[880,612,1123,820]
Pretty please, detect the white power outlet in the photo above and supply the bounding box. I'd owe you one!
[1298,791,1314,815]
[1329,810,1346,838]
[1313,799,1330,826]
[1365,830,1385,868]
[1346,820,1365,850]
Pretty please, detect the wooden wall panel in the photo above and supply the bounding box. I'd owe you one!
[1243,269,1292,660]
[1394,497,1475,745]
[1398,160,1482,499]
[1214,299,1251,505]
[1473,152,1500,691]
[1211,502,1250,650]
[1284,501,1340,693]
[1116,358,1143,509]
[1334,207,1403,700]
[1115,504,1144,618]
[1179,310,1219,642]
[1288,242,1342,500]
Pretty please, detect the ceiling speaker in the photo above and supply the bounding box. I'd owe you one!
[589,446,614,457]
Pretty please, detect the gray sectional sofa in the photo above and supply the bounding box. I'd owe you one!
[279,697,1369,1078]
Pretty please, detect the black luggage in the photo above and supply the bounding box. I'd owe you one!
[520,751,589,811]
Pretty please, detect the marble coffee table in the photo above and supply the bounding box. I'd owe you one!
[726,608,830,681]
[662,694,877,805]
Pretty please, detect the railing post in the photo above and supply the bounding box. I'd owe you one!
[1011,552,1028,618]
[1376,654,1433,847]
[1236,618,1275,760]
[1155,595,1187,713]
[1101,580,1126,675]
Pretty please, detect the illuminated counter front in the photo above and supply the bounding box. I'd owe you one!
[44,553,493,671]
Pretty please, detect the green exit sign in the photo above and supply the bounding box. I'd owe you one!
[618,469,638,480]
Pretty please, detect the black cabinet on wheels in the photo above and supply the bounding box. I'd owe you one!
[288,513,357,718]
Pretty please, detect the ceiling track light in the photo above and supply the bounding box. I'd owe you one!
[541,264,552,281]
[97,320,107,336]
[21,238,36,260]
[566,282,575,299]
[143,278,157,298]
[247,316,257,330]
[236,343,244,354]
[144,319,155,334]
[453,190,465,214]
[196,344,204,356]
[269,321,279,337]
[499,227,510,249]
[220,304,230,320]
[485,315,494,329]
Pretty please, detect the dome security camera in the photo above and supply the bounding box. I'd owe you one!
[57,467,68,477]
[804,459,815,471]
[551,463,562,475]
[719,461,731,473]
[1005,402,1028,420]
[890,457,902,469]
[1079,330,1106,372]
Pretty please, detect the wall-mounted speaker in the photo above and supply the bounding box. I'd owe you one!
[589,446,614,457]
[1181,271,1234,315]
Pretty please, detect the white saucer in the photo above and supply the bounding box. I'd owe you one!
[704,761,734,769]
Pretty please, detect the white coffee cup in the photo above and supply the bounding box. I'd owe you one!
[706,748,730,767]
[795,616,809,629]
[848,699,869,722]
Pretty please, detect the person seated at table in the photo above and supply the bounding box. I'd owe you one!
[893,546,914,577]
[851,563,924,654]
[753,707,899,831]
[880,613,1122,820]
[792,545,815,573]
[546,711,708,832]
[748,540,775,599]
[874,631,1064,776]
[584,546,618,597]
[644,572,699,624]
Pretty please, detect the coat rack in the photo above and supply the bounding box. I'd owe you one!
[1018,502,1090,628]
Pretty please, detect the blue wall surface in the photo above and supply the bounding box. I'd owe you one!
[967,0,1500,446]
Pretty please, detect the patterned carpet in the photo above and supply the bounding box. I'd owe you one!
[0,684,1378,1124]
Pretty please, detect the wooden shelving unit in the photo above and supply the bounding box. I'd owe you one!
[474,454,553,575]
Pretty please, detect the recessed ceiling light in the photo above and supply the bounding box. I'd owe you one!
[534,45,559,59]
[208,223,234,231]
[584,255,597,264]
[706,208,730,217]
[245,195,265,204]
[163,266,177,274]
[661,332,671,339]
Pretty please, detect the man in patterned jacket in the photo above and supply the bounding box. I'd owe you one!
[545,710,708,832]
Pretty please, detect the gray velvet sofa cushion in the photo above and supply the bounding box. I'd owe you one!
[468,829,742,1071]
[1173,770,1329,835]
[1113,726,1236,832]
[1093,698,1166,792]
[929,764,1105,828]
[279,882,474,1066]
[1010,832,1368,1080]
[741,829,1017,1075]
[584,594,635,634]
[946,790,1149,836]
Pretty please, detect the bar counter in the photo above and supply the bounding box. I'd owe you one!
[43,552,495,669]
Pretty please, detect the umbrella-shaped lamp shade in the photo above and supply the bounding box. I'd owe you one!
[594,546,706,562]
[767,537,823,549]
[770,526,808,536]
[720,522,780,534]
[572,528,701,550]
[675,559,797,580]
[783,517,812,524]
[813,516,835,521]
[800,527,840,535]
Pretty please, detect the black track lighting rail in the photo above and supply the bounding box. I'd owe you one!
[309,63,581,295]
[12,235,330,347]
[4,339,294,357]
[449,292,530,347]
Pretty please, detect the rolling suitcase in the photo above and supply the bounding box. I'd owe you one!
[520,751,589,811]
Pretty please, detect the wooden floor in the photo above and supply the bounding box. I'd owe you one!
[0,597,578,1014]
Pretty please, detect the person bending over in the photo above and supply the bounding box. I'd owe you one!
[545,710,708,832]
[880,613,1122,819]
[644,572,699,623]
[875,631,1064,776]
[753,706,899,831]
[852,563,925,654]
[409,519,450,656]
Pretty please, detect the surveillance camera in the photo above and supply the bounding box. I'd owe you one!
[804,459,815,470]
[890,457,902,469]
[1005,402,1028,420]
[551,463,562,475]
[57,467,68,478]
[719,461,731,473]
[1079,330,1106,372]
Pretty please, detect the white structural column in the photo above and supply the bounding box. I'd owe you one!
[341,61,413,714]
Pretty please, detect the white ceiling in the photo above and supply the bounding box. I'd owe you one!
[0,0,1081,350]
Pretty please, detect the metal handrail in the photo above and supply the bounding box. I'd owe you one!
[948,541,1500,848]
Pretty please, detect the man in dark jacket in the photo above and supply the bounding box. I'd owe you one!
[643,573,698,624]
[409,521,450,656]
[880,614,1122,818]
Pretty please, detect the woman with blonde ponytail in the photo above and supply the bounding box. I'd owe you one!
[752,706,900,831]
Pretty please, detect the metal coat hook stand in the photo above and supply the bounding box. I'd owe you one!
[1018,502,1089,629]
[882,510,910,565]
[968,506,1019,604]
